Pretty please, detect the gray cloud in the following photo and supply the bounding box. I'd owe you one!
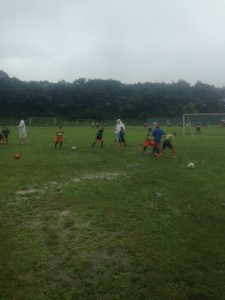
[0,0,225,86]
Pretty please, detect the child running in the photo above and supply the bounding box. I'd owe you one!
[54,126,64,149]
[91,127,104,148]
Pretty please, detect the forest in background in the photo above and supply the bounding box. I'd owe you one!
[1,70,225,121]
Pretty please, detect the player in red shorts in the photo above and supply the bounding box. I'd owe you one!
[142,127,155,154]
[54,126,64,149]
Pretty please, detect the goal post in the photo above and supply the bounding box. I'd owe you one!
[29,117,56,126]
[183,113,225,136]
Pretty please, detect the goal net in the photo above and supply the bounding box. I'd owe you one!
[75,119,94,126]
[183,113,225,136]
[29,117,56,126]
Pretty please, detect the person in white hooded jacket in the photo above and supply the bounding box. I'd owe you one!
[17,119,26,144]
[115,119,125,142]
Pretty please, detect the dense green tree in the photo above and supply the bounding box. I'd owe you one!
[0,70,225,120]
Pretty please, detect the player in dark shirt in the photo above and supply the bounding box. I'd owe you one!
[91,128,104,148]
[2,125,10,143]
[118,127,126,151]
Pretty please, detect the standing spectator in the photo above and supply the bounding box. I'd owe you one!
[152,124,165,157]
[17,119,26,145]
[115,119,125,142]
[2,125,10,144]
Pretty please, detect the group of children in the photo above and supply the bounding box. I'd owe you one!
[91,119,126,151]
[54,120,176,159]
[55,119,127,151]
[142,125,176,158]
[1,121,176,159]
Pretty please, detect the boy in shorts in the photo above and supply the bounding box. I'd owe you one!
[162,132,176,157]
[118,127,126,151]
[2,125,10,144]
[54,126,64,149]
[0,132,6,148]
[91,127,104,148]
[142,127,155,154]
[152,124,165,157]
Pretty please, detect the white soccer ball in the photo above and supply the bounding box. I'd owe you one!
[71,146,76,150]
[188,162,195,169]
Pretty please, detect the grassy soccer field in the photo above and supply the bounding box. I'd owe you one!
[0,125,225,300]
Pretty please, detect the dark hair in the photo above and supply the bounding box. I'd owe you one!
[172,132,176,136]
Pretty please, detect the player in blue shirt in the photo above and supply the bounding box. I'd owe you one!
[152,124,165,157]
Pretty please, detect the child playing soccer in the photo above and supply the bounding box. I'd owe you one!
[162,132,176,157]
[118,127,126,151]
[152,124,165,157]
[91,127,104,148]
[54,126,64,149]
[2,125,10,144]
[0,132,6,148]
[142,127,155,154]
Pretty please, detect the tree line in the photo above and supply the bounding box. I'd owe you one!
[1,70,225,121]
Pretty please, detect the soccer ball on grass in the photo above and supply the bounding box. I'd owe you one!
[187,162,195,169]
[71,146,76,150]
[14,153,20,159]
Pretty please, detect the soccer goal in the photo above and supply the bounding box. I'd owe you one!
[29,117,56,126]
[75,119,94,126]
[183,113,225,136]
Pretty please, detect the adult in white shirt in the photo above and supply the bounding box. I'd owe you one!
[17,119,26,144]
[115,119,125,142]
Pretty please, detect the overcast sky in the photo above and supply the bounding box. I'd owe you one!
[1,0,225,86]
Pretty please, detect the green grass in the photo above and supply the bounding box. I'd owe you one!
[1,125,225,300]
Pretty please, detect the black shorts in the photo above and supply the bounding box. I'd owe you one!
[119,137,125,143]
[163,140,173,149]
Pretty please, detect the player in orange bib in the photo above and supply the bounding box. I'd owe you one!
[54,126,64,149]
[142,127,155,154]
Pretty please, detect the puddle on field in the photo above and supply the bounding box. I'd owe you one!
[58,210,71,217]
[72,171,126,182]
[14,172,127,199]
[126,163,140,168]
[16,188,40,195]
